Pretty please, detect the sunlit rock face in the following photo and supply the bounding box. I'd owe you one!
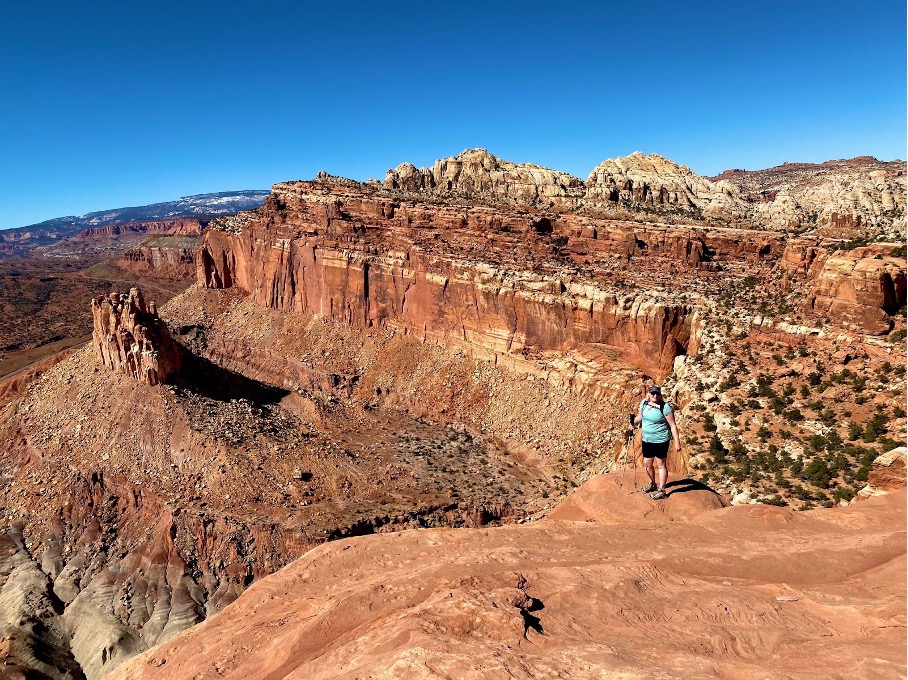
[198,180,711,381]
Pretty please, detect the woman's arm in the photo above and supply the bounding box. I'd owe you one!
[633,403,644,427]
[664,411,681,452]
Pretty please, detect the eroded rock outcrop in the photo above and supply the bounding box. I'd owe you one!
[853,447,907,502]
[585,151,747,219]
[384,148,586,204]
[0,528,86,680]
[91,289,181,385]
[383,149,906,239]
[716,157,907,240]
[808,245,907,334]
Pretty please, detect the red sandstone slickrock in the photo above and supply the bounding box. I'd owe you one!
[91,288,182,385]
[107,475,907,680]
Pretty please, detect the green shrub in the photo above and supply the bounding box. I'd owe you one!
[783,408,804,422]
[710,435,728,464]
[792,483,811,500]
[804,459,832,488]
[825,430,843,452]
[863,412,889,442]
[719,374,740,391]
[832,487,855,503]
[879,437,902,452]
[806,434,826,452]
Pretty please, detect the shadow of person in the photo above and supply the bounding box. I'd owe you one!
[664,478,722,497]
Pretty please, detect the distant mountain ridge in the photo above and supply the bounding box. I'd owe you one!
[0,190,270,250]
[383,149,906,240]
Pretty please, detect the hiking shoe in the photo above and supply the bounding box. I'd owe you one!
[641,482,657,493]
[649,489,668,500]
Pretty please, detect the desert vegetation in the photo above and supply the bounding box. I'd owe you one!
[685,333,905,508]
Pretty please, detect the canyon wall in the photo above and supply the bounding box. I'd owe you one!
[807,245,907,335]
[777,239,906,334]
[75,219,205,240]
[198,177,903,370]
[120,235,200,279]
[197,183,712,381]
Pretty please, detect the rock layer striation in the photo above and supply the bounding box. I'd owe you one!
[197,182,720,381]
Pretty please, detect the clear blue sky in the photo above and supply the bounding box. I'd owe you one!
[1,0,904,229]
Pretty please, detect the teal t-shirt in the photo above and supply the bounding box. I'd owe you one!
[640,399,673,443]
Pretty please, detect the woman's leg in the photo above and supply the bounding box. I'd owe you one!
[654,455,668,490]
[643,456,656,485]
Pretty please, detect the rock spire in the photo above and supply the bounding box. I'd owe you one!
[91,288,181,385]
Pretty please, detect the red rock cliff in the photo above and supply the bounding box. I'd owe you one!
[779,240,907,334]
[197,183,712,379]
[808,245,907,335]
[76,219,205,239]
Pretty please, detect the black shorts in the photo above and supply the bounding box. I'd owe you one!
[642,440,670,459]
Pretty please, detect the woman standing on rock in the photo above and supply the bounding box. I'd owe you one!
[634,385,681,500]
